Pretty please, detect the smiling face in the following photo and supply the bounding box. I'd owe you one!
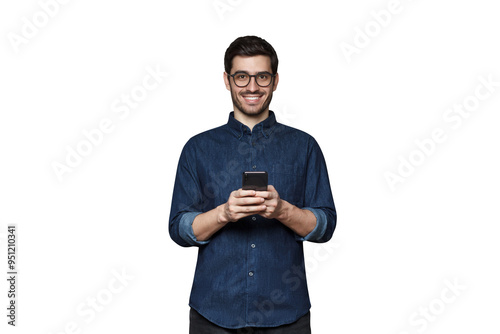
[224,55,279,121]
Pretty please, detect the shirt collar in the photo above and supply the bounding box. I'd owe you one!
[227,110,277,139]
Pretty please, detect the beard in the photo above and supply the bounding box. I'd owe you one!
[230,86,274,117]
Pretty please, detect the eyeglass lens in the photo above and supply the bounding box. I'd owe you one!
[232,72,273,87]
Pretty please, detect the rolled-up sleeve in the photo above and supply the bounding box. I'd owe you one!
[299,207,328,241]
[169,139,211,247]
[178,212,209,246]
[296,137,337,243]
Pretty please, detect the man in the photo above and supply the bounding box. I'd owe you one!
[169,36,336,333]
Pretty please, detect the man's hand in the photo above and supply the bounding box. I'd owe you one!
[195,185,316,241]
[256,185,317,237]
[255,185,286,220]
[218,189,267,224]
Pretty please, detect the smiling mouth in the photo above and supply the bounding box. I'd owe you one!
[242,95,263,104]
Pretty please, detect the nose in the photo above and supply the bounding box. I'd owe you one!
[247,76,259,92]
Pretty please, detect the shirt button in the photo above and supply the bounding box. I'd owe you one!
[248,271,254,277]
[251,244,256,248]
[252,216,256,221]
[252,165,257,170]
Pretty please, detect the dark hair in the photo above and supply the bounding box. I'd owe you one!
[224,36,278,75]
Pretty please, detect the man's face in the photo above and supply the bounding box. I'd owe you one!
[224,55,279,118]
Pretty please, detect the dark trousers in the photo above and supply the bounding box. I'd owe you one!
[189,308,311,334]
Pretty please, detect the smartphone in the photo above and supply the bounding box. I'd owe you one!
[242,171,268,191]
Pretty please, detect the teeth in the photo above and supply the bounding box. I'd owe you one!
[245,97,259,100]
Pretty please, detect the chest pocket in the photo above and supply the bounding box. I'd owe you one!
[271,163,305,207]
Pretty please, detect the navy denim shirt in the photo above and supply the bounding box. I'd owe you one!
[169,111,336,329]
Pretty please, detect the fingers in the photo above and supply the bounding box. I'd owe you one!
[225,189,267,222]
[225,202,267,222]
[232,204,267,214]
[225,186,280,222]
[233,186,278,199]
[229,193,265,206]
[255,191,272,199]
[255,185,277,199]
[232,189,256,198]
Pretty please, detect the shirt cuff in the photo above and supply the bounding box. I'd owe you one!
[179,212,210,246]
[297,208,328,242]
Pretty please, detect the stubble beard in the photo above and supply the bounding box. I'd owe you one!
[230,86,274,117]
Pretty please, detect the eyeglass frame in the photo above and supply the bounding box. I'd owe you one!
[227,71,277,87]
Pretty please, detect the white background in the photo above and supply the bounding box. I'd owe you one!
[1,0,499,333]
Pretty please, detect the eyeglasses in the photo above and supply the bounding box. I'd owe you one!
[228,71,276,87]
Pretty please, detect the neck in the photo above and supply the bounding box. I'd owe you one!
[233,109,269,131]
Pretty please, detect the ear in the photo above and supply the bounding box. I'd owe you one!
[272,73,279,92]
[223,72,231,91]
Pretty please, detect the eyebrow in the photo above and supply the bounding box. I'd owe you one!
[232,70,272,74]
